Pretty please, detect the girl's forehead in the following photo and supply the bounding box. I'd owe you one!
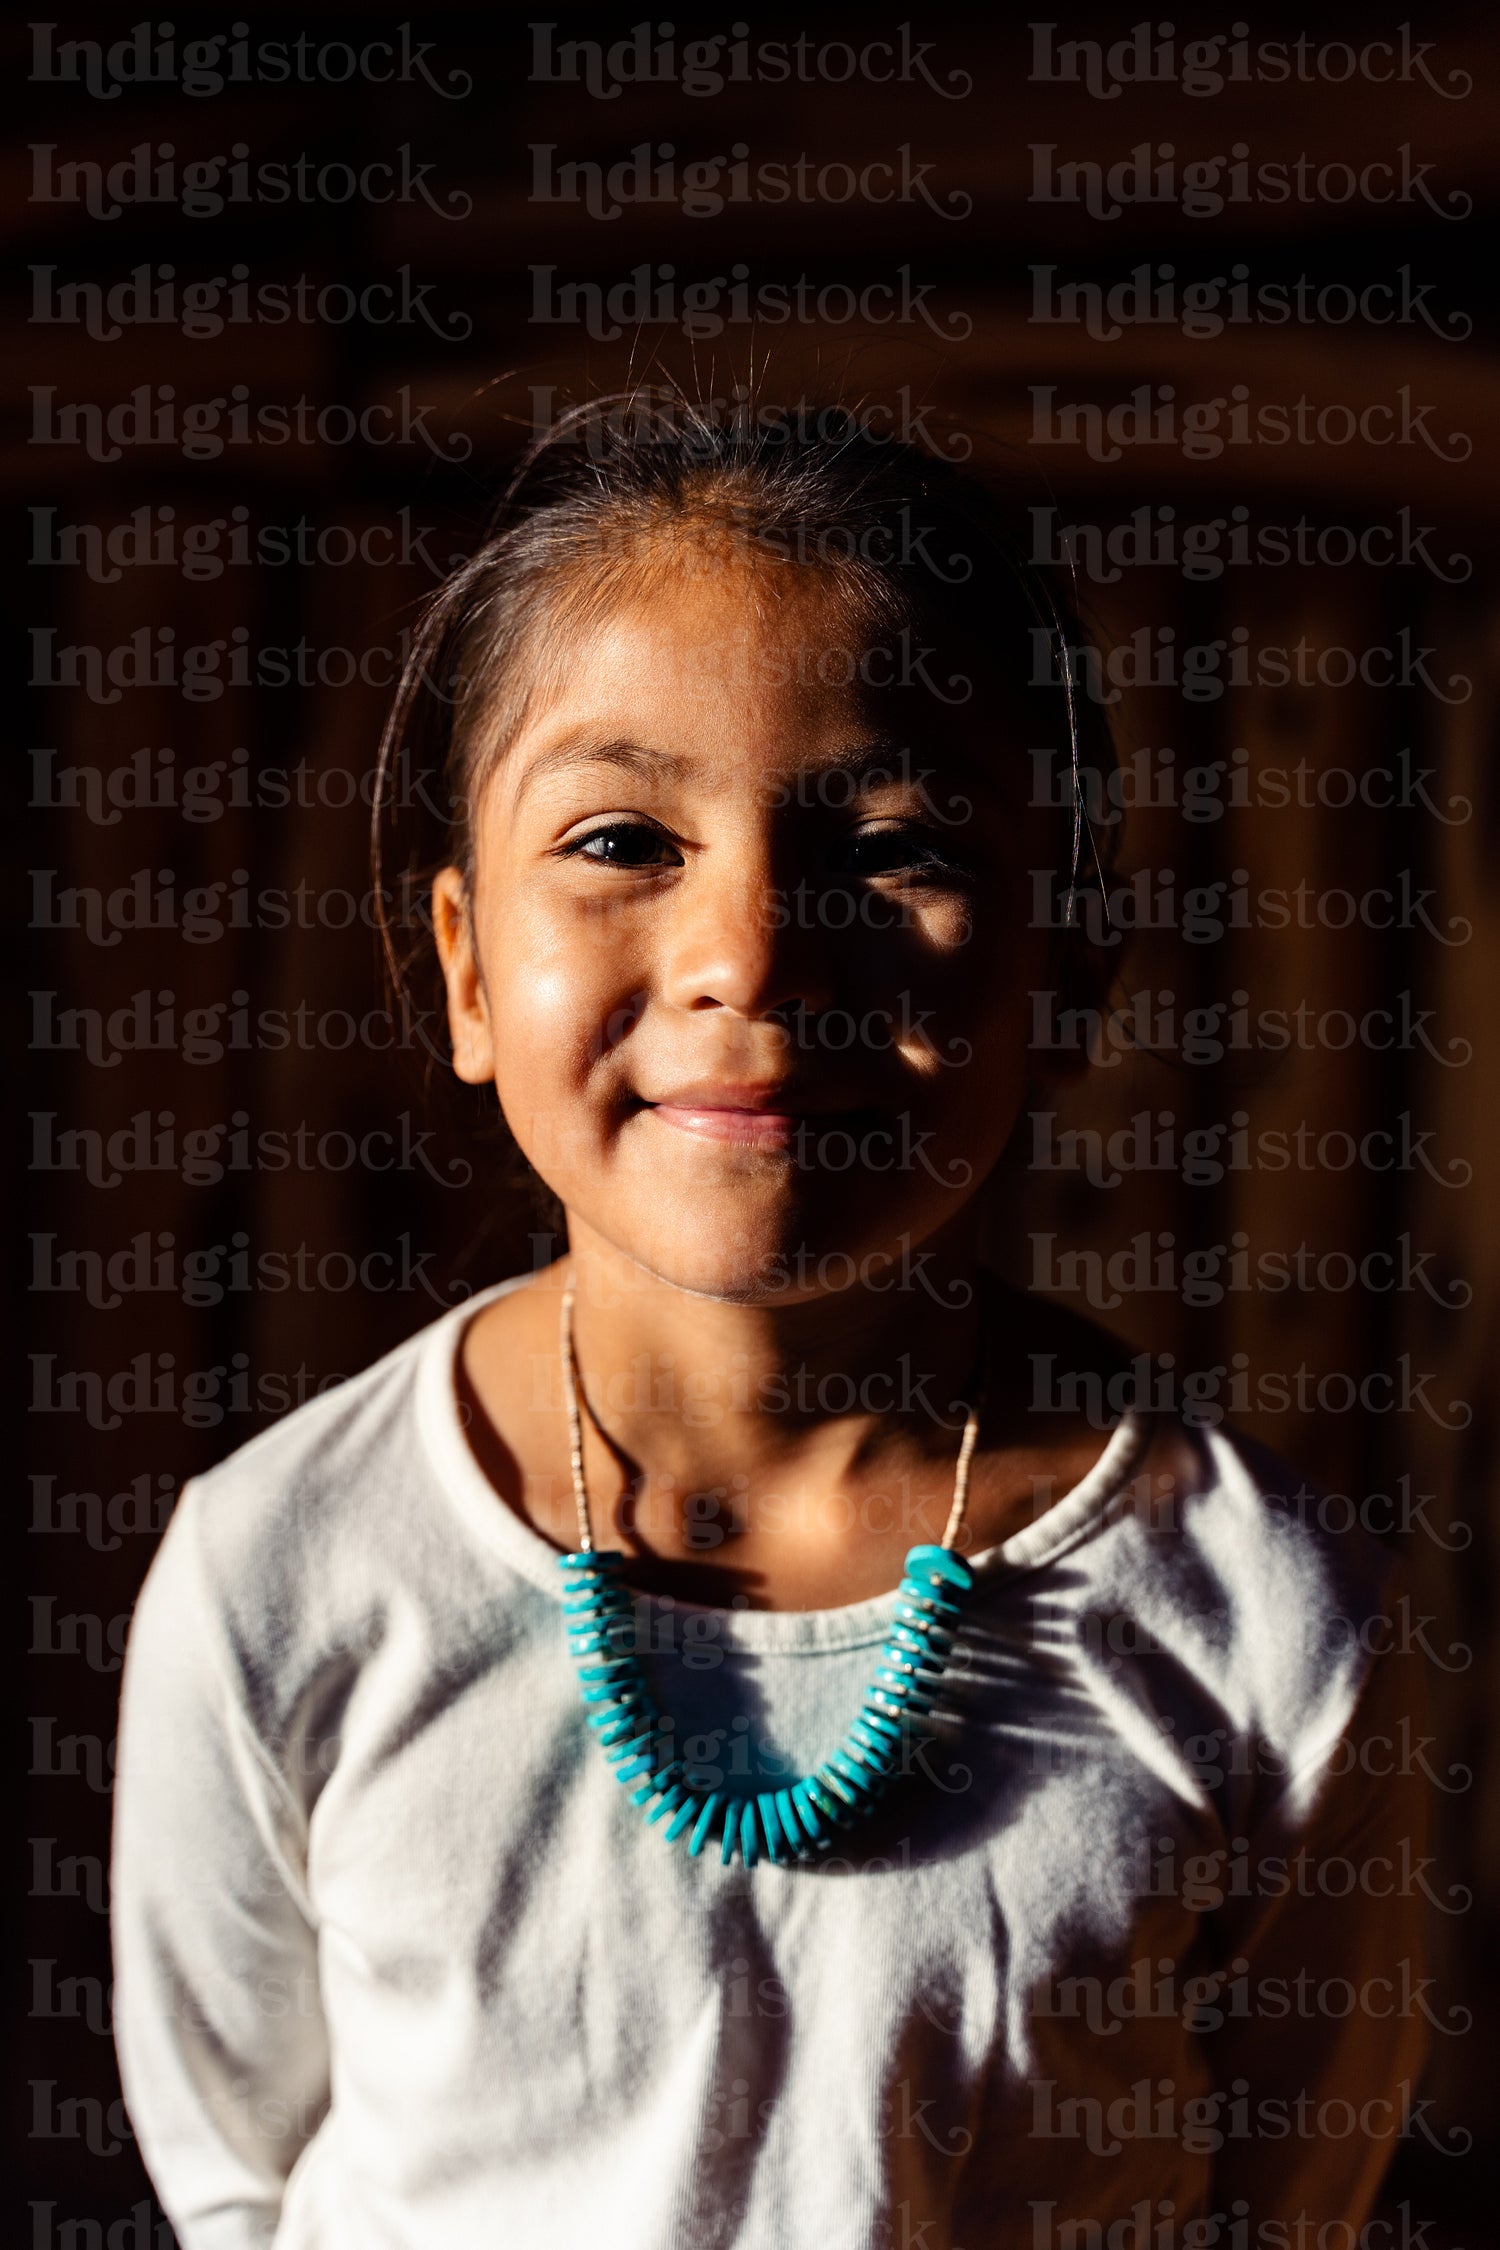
[591,554,864,659]
[515,555,968,744]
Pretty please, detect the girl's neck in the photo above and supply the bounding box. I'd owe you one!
[456,1220,1136,1608]
[559,1214,1001,1493]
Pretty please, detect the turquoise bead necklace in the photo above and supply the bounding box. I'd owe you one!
[556,1276,985,1869]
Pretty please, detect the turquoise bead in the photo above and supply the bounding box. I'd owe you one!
[774,1787,808,1857]
[720,1802,740,1866]
[858,1705,903,1739]
[799,1774,835,1819]
[898,1577,962,1615]
[588,1690,649,1724]
[580,1642,639,1671]
[893,1610,954,1648]
[886,1631,944,1668]
[648,1783,689,1827]
[790,1782,831,1847]
[866,1691,914,1723]
[687,1792,724,1857]
[877,1667,936,1700]
[739,1801,760,1868]
[663,1793,701,1843]
[556,1550,626,1575]
[631,1760,678,1806]
[883,1635,941,1667]
[814,1763,859,1810]
[615,1755,655,1784]
[805,1773,853,1823]
[902,1619,958,1646]
[795,1777,827,1829]
[904,1611,962,1647]
[789,1781,823,1842]
[605,1728,656,1763]
[828,1751,881,1798]
[840,1764,881,1812]
[887,1659,943,1689]
[904,1543,974,1592]
[846,1722,897,1765]
[758,1794,786,1864]
[812,1786,843,1837]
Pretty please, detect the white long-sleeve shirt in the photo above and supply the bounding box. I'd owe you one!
[111,1273,1434,2249]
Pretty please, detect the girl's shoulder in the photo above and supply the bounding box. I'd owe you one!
[1005,1279,1406,1619]
[182,1286,484,1526]
[133,1286,517,1727]
[997,1283,1417,1775]
[1106,1406,1421,1801]
[1137,1384,1408,1627]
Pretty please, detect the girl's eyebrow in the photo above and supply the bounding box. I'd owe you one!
[511,730,976,807]
[511,734,690,807]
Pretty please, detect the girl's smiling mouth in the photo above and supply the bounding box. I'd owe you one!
[641,1082,874,1151]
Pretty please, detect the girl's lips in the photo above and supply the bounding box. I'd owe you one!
[639,1082,877,1151]
[647,1104,805,1150]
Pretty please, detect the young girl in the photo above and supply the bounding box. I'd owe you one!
[112,399,1431,2249]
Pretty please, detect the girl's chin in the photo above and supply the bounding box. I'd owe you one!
[621,1261,845,1309]
[586,1213,933,1309]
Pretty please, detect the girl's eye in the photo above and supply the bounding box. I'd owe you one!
[564,821,682,868]
[834,825,965,880]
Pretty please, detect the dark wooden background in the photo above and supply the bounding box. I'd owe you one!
[11,3,1497,2233]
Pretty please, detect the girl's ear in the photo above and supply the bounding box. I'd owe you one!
[432,866,496,1085]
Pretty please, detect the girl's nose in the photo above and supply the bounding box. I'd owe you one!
[657,853,838,1020]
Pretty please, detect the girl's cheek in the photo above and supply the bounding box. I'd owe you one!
[907,894,975,955]
[493,940,643,1107]
[500,961,595,1059]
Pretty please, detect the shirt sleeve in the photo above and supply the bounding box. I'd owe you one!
[110,1480,332,2250]
[1199,1574,1436,2235]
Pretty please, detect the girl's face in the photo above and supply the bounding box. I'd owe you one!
[434,551,1058,1304]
